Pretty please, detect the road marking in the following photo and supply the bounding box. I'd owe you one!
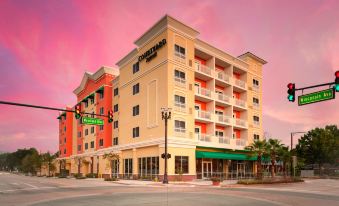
[0,186,56,193]
[23,183,38,189]
[10,183,19,185]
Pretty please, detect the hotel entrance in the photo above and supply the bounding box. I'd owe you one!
[202,161,212,178]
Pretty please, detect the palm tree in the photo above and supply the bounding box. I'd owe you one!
[267,139,282,178]
[41,152,56,177]
[277,146,290,178]
[245,139,268,179]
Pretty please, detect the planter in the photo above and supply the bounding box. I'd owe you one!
[212,181,221,186]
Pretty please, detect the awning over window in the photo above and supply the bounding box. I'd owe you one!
[96,86,104,93]
[196,151,257,161]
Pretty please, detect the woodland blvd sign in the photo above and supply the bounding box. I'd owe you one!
[298,88,335,106]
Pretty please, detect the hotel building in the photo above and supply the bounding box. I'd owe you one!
[57,15,266,180]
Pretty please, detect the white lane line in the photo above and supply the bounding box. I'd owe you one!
[10,183,19,185]
[23,183,38,189]
[0,186,56,193]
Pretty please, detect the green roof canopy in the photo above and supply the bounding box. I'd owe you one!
[196,151,256,161]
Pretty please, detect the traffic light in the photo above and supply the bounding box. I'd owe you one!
[335,71,339,92]
[287,83,295,102]
[108,110,113,123]
[75,105,82,119]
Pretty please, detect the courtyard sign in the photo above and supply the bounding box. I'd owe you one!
[298,88,335,106]
[81,117,104,125]
[138,39,166,63]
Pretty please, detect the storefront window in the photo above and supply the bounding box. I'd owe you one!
[175,156,189,174]
[138,156,159,179]
[123,158,133,178]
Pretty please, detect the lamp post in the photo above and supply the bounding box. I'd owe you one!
[161,107,171,184]
[290,132,306,177]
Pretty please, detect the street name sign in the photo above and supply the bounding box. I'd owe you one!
[81,117,104,125]
[298,88,335,106]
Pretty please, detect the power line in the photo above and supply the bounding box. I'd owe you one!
[0,101,109,118]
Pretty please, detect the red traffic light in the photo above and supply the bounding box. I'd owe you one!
[287,83,294,89]
[335,71,339,78]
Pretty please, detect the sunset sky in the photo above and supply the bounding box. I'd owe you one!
[0,0,338,152]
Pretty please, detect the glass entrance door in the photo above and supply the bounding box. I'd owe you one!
[237,162,245,179]
[203,161,212,178]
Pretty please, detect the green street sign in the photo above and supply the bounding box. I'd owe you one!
[81,117,104,125]
[298,88,335,106]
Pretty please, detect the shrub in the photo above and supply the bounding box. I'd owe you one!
[104,177,118,181]
[237,177,304,185]
[210,177,222,182]
[85,173,98,178]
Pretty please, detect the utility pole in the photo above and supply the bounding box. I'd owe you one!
[161,107,171,184]
[290,132,306,176]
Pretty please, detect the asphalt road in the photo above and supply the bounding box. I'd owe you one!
[0,172,338,206]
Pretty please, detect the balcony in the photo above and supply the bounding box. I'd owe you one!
[236,139,247,147]
[253,102,260,110]
[234,98,247,108]
[253,121,260,127]
[174,51,186,64]
[216,114,232,125]
[174,77,186,88]
[216,72,231,84]
[196,133,212,142]
[234,79,246,89]
[174,102,186,113]
[215,92,231,105]
[195,110,212,121]
[234,118,247,128]
[195,87,212,99]
[195,62,212,76]
[253,84,260,92]
[218,136,230,144]
[174,128,186,137]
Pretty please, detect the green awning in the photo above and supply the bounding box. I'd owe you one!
[196,151,256,161]
[96,86,104,93]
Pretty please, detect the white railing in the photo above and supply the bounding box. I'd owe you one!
[196,133,212,142]
[253,84,260,92]
[253,121,260,127]
[216,72,230,83]
[234,79,246,89]
[235,118,247,127]
[174,51,186,64]
[218,136,230,144]
[234,99,247,108]
[195,110,212,120]
[174,128,186,137]
[174,102,186,113]
[195,87,212,98]
[253,102,260,109]
[236,139,246,146]
[215,92,231,104]
[195,62,212,76]
[216,114,232,124]
[174,77,186,88]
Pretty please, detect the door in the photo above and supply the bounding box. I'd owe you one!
[203,161,212,178]
[237,163,245,179]
[195,127,201,140]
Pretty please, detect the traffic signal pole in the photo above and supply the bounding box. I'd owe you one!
[0,100,109,118]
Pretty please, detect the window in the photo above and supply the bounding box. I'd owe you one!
[99,139,104,147]
[112,159,119,178]
[124,159,133,177]
[254,134,260,140]
[175,156,189,174]
[133,105,140,116]
[100,107,104,115]
[253,79,259,86]
[64,138,66,143]
[99,125,104,131]
[114,88,119,96]
[91,112,94,118]
[64,149,66,154]
[90,97,94,104]
[114,120,118,129]
[174,120,186,133]
[78,131,81,138]
[253,116,260,125]
[77,145,81,151]
[133,83,140,95]
[85,143,88,150]
[113,137,118,145]
[215,130,224,137]
[175,95,185,106]
[90,141,94,148]
[253,97,259,104]
[174,70,186,87]
[64,127,66,132]
[85,129,88,136]
[133,127,139,138]
[138,157,159,177]
[99,92,104,99]
[133,62,139,74]
[91,126,94,134]
[174,44,185,58]
[84,101,88,108]
[114,104,119,112]
[175,70,185,80]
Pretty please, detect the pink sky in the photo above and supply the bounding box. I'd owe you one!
[0,0,338,152]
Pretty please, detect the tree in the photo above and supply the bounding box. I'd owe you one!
[245,140,269,179]
[103,152,120,178]
[277,146,290,178]
[21,151,41,175]
[296,125,339,175]
[74,156,85,177]
[267,139,283,178]
[41,152,56,176]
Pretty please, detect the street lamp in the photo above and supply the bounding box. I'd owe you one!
[161,107,171,184]
[290,131,306,177]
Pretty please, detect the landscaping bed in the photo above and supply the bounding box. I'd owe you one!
[237,177,304,185]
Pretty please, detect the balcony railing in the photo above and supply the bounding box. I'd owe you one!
[195,62,212,76]
[174,51,186,64]
[174,128,186,137]
[195,110,212,120]
[216,114,232,124]
[253,102,260,109]
[253,84,260,92]
[235,118,247,127]
[253,121,260,127]
[174,102,186,113]
[236,139,246,146]
[218,136,230,144]
[174,77,186,88]
[195,87,212,98]
[215,92,231,104]
[234,99,247,108]
[216,72,230,83]
[196,133,212,142]
[234,79,246,89]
